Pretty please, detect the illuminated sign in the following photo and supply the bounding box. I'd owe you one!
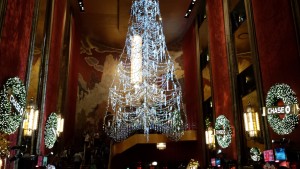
[9,95,24,115]
[262,104,299,116]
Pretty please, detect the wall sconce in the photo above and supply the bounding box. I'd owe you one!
[156,142,166,150]
[22,98,39,137]
[243,102,260,137]
[187,159,199,169]
[56,115,64,137]
[205,126,215,149]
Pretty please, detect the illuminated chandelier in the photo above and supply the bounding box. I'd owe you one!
[103,0,186,142]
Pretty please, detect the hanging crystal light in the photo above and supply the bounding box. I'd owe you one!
[103,0,186,142]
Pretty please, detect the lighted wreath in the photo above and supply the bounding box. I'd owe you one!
[44,112,58,149]
[0,77,26,134]
[215,115,232,148]
[250,147,261,162]
[266,83,299,135]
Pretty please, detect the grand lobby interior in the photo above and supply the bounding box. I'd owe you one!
[0,0,300,169]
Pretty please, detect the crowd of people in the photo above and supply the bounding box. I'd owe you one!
[45,132,110,169]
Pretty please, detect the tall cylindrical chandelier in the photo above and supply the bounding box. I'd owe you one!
[103,0,186,142]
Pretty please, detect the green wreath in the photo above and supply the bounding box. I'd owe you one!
[0,77,26,134]
[215,115,232,148]
[44,112,58,149]
[266,83,299,135]
[250,147,261,162]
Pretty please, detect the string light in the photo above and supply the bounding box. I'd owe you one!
[103,0,186,142]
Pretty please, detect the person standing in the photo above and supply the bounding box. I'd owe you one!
[73,152,83,169]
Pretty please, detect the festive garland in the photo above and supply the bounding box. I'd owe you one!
[266,83,299,135]
[250,147,261,162]
[0,77,26,134]
[44,112,58,149]
[215,115,232,148]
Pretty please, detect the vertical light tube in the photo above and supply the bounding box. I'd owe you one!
[255,112,260,131]
[28,108,34,130]
[33,110,39,130]
[131,35,142,86]
[244,113,249,132]
[59,118,64,132]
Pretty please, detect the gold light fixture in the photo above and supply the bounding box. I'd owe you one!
[22,98,39,137]
[156,142,166,150]
[205,126,215,149]
[187,159,199,169]
[243,102,260,137]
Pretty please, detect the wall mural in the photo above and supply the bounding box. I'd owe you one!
[76,37,185,144]
[76,38,120,141]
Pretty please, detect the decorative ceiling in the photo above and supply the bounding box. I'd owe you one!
[71,0,198,48]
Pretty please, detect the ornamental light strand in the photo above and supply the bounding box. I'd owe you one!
[103,0,186,142]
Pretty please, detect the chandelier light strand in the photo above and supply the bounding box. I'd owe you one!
[103,0,187,142]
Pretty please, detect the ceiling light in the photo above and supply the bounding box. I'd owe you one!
[80,6,85,12]
[156,143,166,150]
[152,161,158,166]
[184,0,197,18]
[78,0,85,12]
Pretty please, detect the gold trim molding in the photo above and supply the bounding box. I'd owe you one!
[111,130,197,157]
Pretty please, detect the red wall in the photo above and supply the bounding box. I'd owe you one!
[0,0,34,167]
[40,0,67,154]
[0,0,34,86]
[183,22,200,130]
[207,0,237,161]
[252,0,300,148]
[63,14,80,148]
[182,21,204,165]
